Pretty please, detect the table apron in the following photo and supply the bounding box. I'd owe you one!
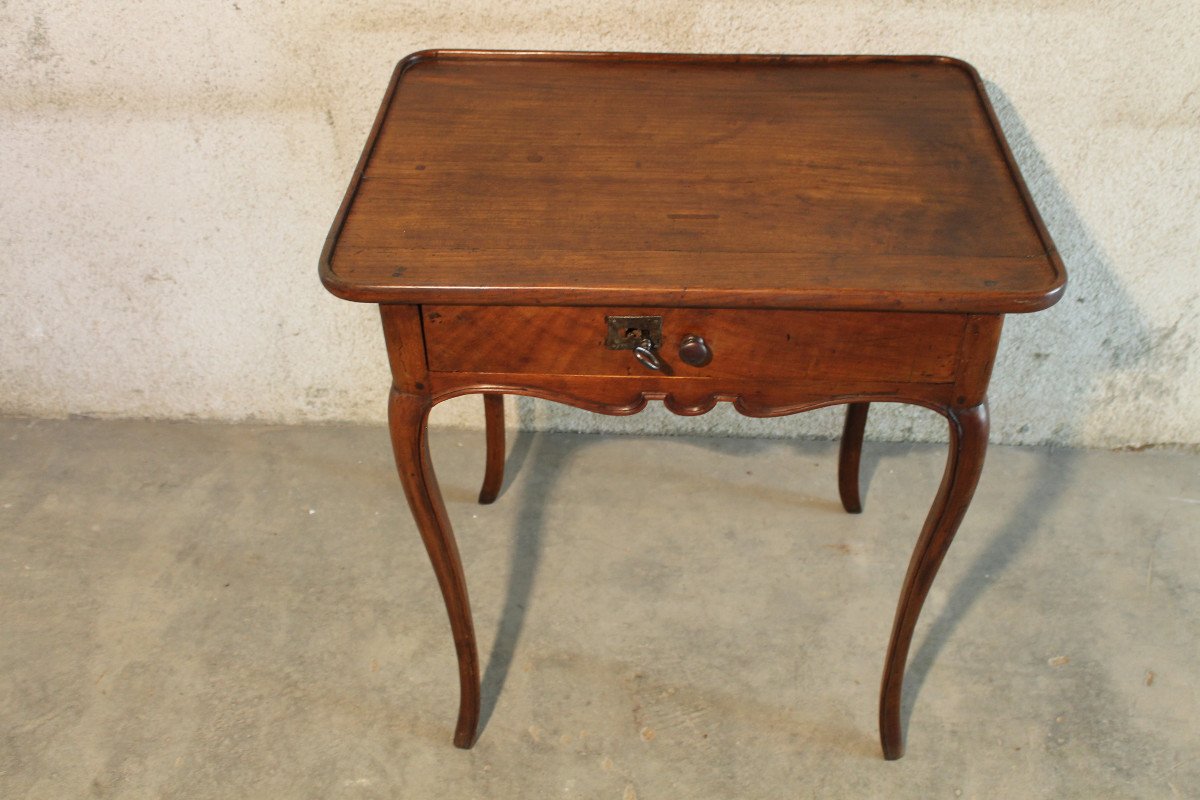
[414,306,1002,413]
[426,371,975,418]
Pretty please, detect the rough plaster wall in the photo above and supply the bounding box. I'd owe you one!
[1,1,1197,447]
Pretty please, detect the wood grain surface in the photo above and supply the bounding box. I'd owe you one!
[332,51,1063,761]
[322,50,1064,312]
[423,305,967,383]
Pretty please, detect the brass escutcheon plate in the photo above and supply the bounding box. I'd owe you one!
[604,315,663,350]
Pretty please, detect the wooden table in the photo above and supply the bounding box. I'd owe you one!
[320,50,1065,759]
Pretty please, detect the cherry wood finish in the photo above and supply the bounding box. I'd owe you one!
[382,305,479,748]
[323,50,1065,760]
[424,306,966,383]
[839,402,871,513]
[478,394,505,504]
[880,401,989,759]
[321,50,1063,312]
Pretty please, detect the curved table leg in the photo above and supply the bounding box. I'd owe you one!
[388,387,481,748]
[838,402,870,513]
[879,400,988,760]
[478,394,505,504]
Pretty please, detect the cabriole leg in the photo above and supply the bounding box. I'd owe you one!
[388,386,481,748]
[838,402,871,513]
[879,401,989,760]
[478,394,505,504]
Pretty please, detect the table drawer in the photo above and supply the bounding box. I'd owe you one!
[423,305,967,384]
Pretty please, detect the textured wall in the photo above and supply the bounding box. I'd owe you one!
[2,1,1197,447]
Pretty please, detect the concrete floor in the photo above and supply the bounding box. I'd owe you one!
[1,417,1197,799]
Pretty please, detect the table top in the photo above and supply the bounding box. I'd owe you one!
[321,50,1065,313]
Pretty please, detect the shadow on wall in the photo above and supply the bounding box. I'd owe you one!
[985,81,1169,448]
[448,80,1164,750]
[899,79,1153,744]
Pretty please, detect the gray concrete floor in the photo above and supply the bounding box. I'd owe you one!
[1,417,1197,799]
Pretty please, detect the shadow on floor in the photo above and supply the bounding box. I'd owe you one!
[477,426,557,734]
[472,404,879,736]
[898,446,1078,739]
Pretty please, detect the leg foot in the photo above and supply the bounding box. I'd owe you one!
[879,401,988,760]
[388,387,481,748]
[479,394,505,504]
[838,402,870,513]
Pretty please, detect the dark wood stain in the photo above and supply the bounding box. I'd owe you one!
[324,50,1066,761]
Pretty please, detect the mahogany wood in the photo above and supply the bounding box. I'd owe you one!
[839,402,871,513]
[322,50,1067,761]
[479,394,505,504]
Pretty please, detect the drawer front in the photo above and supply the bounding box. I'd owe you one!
[423,305,966,384]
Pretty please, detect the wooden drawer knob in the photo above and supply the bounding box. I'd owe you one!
[678,334,712,367]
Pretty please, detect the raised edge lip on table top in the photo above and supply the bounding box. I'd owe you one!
[319,49,1066,314]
